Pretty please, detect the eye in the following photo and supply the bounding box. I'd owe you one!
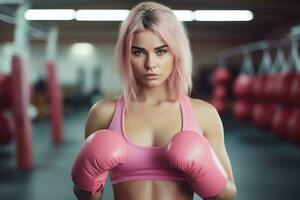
[132,50,144,56]
[156,49,167,56]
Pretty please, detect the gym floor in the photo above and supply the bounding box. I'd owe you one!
[0,107,300,200]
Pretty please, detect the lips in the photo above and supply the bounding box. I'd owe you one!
[145,73,158,76]
[145,73,159,80]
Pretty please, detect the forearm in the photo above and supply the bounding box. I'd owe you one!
[205,181,237,200]
[73,186,103,200]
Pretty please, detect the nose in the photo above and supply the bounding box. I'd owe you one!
[145,53,156,70]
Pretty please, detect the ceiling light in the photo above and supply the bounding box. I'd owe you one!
[173,10,193,21]
[75,10,129,21]
[194,10,253,21]
[70,43,94,56]
[24,9,75,20]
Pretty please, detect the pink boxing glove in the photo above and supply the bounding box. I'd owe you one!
[165,131,227,198]
[71,130,127,194]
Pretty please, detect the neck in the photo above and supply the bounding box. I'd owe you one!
[135,84,175,105]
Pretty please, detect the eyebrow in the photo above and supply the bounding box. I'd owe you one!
[131,44,168,51]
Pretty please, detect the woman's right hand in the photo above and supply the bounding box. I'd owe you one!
[73,186,103,200]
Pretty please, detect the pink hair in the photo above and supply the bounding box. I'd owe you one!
[115,1,193,112]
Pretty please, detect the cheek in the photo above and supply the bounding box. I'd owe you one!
[163,55,175,73]
[130,57,142,70]
[130,58,144,78]
[130,57,137,67]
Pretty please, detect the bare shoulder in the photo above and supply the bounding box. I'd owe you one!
[84,98,118,139]
[188,97,218,116]
[187,97,221,136]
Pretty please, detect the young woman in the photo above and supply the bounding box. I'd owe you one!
[71,2,237,200]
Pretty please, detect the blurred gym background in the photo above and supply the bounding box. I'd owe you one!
[0,0,300,200]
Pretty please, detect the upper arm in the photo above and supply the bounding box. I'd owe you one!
[84,99,116,139]
[191,99,236,184]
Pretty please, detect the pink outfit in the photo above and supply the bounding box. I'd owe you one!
[108,95,204,185]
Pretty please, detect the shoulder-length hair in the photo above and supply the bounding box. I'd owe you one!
[115,1,193,112]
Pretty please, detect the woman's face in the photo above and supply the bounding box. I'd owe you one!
[130,30,175,88]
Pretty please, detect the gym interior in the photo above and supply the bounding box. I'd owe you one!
[0,1,300,200]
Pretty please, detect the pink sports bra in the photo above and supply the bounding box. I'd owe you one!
[108,95,204,185]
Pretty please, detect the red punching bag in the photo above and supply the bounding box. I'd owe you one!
[290,74,300,107]
[251,75,260,99]
[46,61,63,144]
[0,113,15,145]
[287,110,300,144]
[233,99,252,122]
[212,68,231,86]
[252,103,276,129]
[214,85,227,99]
[252,75,268,100]
[271,106,292,140]
[275,72,296,104]
[0,75,14,110]
[233,74,252,98]
[263,74,279,102]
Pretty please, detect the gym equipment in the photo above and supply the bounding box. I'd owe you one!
[212,68,231,86]
[271,106,292,140]
[233,74,252,98]
[287,110,300,144]
[252,103,276,129]
[0,113,15,145]
[274,72,296,104]
[233,99,252,122]
[46,61,63,144]
[213,85,227,99]
[11,55,33,170]
[0,74,13,110]
[290,74,300,107]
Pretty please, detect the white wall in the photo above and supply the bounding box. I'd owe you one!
[28,43,122,98]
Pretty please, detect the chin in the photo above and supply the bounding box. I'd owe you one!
[138,78,168,88]
[146,81,167,88]
[145,83,159,88]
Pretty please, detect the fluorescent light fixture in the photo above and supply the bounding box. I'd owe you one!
[24,9,254,22]
[173,10,193,21]
[76,10,129,21]
[70,43,94,56]
[194,10,253,21]
[25,9,75,20]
